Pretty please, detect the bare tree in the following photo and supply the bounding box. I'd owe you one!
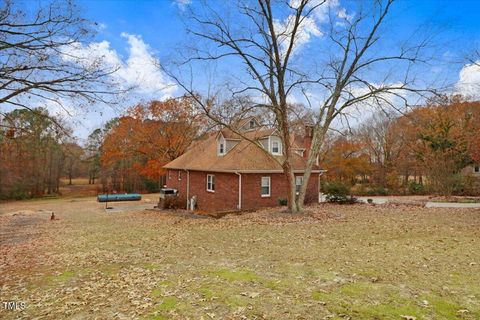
[0,0,121,126]
[166,0,436,212]
[357,111,406,189]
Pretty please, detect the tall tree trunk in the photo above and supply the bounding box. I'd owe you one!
[297,128,326,211]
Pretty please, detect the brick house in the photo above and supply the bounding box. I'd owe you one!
[163,117,325,212]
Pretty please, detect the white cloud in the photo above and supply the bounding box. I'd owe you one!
[289,0,351,22]
[55,33,178,139]
[174,0,191,10]
[274,15,322,56]
[280,0,351,55]
[118,33,176,95]
[96,22,107,31]
[456,61,480,98]
[61,33,176,98]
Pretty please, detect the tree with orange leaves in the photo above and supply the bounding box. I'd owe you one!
[99,97,204,192]
[399,96,479,195]
[322,134,371,186]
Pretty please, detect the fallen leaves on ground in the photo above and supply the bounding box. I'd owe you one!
[0,197,479,319]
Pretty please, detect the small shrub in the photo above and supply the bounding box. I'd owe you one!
[278,198,288,206]
[373,186,389,196]
[324,181,351,203]
[408,181,424,195]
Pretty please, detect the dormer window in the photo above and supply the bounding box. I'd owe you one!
[218,135,226,155]
[249,119,255,129]
[271,140,281,155]
[272,141,279,153]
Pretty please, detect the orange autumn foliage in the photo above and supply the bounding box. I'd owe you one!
[101,98,204,189]
[322,135,371,185]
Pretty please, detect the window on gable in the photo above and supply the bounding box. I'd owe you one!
[475,165,480,173]
[207,174,215,192]
[295,176,303,194]
[261,176,271,197]
[218,136,225,155]
[249,119,255,129]
[272,140,281,154]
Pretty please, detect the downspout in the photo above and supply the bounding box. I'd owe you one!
[235,172,242,210]
[318,172,324,203]
[185,169,190,209]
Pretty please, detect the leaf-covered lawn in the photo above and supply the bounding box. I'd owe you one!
[1,197,479,319]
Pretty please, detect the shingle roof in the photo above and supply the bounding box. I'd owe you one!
[164,126,323,173]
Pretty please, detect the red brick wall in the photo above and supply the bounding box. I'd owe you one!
[240,173,319,210]
[166,169,320,212]
[166,170,239,212]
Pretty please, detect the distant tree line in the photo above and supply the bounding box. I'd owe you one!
[321,96,480,196]
[0,108,86,199]
[0,98,205,199]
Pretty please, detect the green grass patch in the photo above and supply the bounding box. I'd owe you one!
[49,271,75,283]
[208,268,261,282]
[142,262,161,270]
[311,281,429,319]
[427,295,464,319]
[151,288,163,298]
[312,291,327,301]
[157,296,178,311]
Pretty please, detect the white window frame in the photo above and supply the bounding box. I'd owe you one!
[206,174,215,192]
[219,142,225,154]
[178,171,182,180]
[271,140,282,155]
[261,176,271,197]
[218,136,226,156]
[475,165,480,173]
[295,176,303,194]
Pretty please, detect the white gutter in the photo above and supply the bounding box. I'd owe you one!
[185,169,190,209]
[235,172,242,210]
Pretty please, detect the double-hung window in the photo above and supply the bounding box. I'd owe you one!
[261,176,271,197]
[272,141,279,154]
[295,176,303,194]
[207,174,215,192]
[271,140,282,155]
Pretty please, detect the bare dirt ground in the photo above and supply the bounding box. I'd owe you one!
[0,196,479,319]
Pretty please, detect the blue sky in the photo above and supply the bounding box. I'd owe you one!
[63,0,480,140]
